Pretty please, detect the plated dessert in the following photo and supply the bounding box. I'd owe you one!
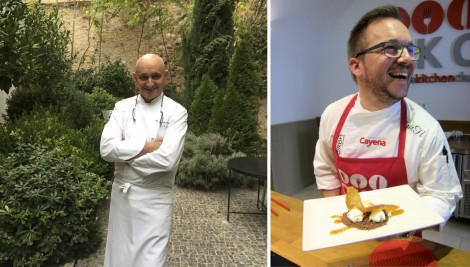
[330,186,404,235]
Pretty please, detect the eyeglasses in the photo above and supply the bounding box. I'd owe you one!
[355,42,421,61]
[132,95,164,127]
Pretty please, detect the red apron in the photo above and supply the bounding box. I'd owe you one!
[333,94,408,194]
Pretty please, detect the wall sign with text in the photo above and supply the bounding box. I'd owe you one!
[398,0,469,83]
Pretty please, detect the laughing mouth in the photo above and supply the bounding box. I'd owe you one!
[389,72,409,80]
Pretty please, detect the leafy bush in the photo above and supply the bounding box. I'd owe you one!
[0,143,110,266]
[4,85,65,122]
[70,68,96,93]
[61,85,96,129]
[70,60,134,99]
[0,0,72,94]
[176,131,250,190]
[5,82,95,128]
[85,87,119,118]
[0,107,113,180]
[95,59,135,99]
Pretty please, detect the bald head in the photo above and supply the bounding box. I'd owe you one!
[134,54,166,72]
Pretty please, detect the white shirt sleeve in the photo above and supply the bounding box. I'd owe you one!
[100,102,146,163]
[129,104,188,176]
[415,125,463,229]
[313,102,342,191]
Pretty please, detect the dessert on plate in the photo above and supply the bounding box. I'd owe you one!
[331,186,404,234]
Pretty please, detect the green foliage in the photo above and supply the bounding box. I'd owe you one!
[217,38,263,154]
[207,89,225,134]
[62,85,96,129]
[0,107,113,180]
[85,87,119,118]
[70,68,96,93]
[0,143,110,266]
[235,0,267,96]
[1,0,76,122]
[0,0,72,93]
[192,35,233,90]
[6,83,95,129]
[189,74,218,135]
[163,83,184,104]
[46,60,130,131]
[182,0,235,107]
[176,132,249,190]
[95,59,135,98]
[69,59,133,100]
[221,86,260,154]
[4,86,62,122]
[227,39,261,98]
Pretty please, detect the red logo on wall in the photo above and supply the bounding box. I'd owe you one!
[398,0,469,34]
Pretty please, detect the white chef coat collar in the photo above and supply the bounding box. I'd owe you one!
[137,93,164,106]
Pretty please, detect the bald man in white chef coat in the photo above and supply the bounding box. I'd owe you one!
[100,54,187,267]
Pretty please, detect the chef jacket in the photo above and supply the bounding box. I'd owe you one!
[314,93,462,226]
[100,93,187,267]
[100,93,188,187]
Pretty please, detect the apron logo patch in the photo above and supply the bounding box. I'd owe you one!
[359,137,386,147]
[336,134,345,155]
[338,169,389,190]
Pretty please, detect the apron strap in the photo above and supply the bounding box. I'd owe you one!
[332,94,358,155]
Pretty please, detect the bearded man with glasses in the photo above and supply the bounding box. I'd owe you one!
[313,5,461,232]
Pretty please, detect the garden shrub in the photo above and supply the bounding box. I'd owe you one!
[70,68,96,93]
[95,59,135,99]
[81,118,115,180]
[61,85,95,129]
[0,107,112,180]
[176,131,250,190]
[0,143,110,266]
[0,0,72,94]
[4,86,63,122]
[85,87,119,119]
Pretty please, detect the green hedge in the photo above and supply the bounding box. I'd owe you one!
[176,131,250,190]
[0,143,110,266]
[0,107,113,180]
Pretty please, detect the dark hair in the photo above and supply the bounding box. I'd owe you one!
[347,4,403,82]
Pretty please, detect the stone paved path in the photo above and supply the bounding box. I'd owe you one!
[64,186,267,266]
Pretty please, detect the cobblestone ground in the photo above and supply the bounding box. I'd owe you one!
[63,186,267,267]
[168,187,267,266]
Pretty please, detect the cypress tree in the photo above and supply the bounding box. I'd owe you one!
[182,0,234,108]
[189,74,218,135]
[207,89,225,135]
[220,38,261,153]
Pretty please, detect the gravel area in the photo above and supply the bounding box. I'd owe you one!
[62,186,267,266]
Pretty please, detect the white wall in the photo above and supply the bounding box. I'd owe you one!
[271,0,470,125]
